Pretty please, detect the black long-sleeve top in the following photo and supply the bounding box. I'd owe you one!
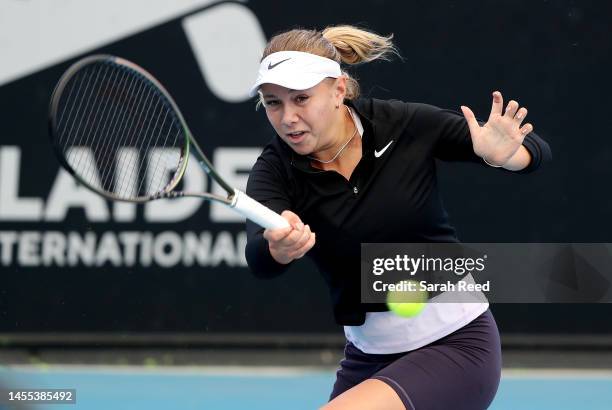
[245,98,552,325]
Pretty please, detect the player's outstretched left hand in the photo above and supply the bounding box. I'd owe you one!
[461,91,534,167]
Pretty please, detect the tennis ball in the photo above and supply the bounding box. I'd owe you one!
[386,280,428,317]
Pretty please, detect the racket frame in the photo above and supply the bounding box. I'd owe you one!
[49,55,233,205]
[49,55,289,229]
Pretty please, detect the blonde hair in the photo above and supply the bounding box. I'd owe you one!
[260,25,400,100]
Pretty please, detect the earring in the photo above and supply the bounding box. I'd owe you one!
[335,104,340,109]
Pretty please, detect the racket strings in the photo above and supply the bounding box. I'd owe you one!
[97,68,145,195]
[57,64,101,141]
[143,102,183,196]
[59,65,108,160]
[92,67,136,190]
[67,67,113,186]
[104,70,151,197]
[112,73,160,197]
[136,101,168,195]
[111,76,161,196]
[67,65,127,192]
[80,66,127,189]
[53,60,186,200]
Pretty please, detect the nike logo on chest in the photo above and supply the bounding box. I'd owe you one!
[374,140,394,158]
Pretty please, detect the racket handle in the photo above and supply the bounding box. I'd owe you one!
[231,189,290,229]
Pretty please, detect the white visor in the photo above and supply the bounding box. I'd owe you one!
[249,51,342,97]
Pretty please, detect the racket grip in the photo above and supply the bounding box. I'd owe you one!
[231,189,290,229]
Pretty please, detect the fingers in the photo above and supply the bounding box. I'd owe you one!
[283,223,312,248]
[490,91,504,117]
[496,91,528,124]
[270,225,316,263]
[294,232,316,259]
[460,105,481,137]
[263,224,292,242]
[281,210,304,230]
[284,225,315,259]
[504,100,519,117]
[515,107,528,122]
[493,91,528,118]
[506,100,529,133]
[520,123,534,135]
[264,210,305,241]
[264,210,316,264]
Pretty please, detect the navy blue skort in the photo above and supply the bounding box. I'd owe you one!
[329,309,502,410]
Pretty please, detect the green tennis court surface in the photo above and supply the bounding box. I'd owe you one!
[1,366,611,409]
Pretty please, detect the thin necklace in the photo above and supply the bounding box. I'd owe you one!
[308,106,358,164]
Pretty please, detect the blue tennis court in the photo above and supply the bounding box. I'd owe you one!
[1,366,611,409]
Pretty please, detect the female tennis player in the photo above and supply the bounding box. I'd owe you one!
[244,25,551,410]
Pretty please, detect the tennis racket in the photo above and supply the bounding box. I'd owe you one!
[48,55,288,229]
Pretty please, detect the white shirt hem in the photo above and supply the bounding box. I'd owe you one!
[345,302,490,354]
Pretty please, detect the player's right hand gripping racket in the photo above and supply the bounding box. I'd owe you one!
[48,55,288,229]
